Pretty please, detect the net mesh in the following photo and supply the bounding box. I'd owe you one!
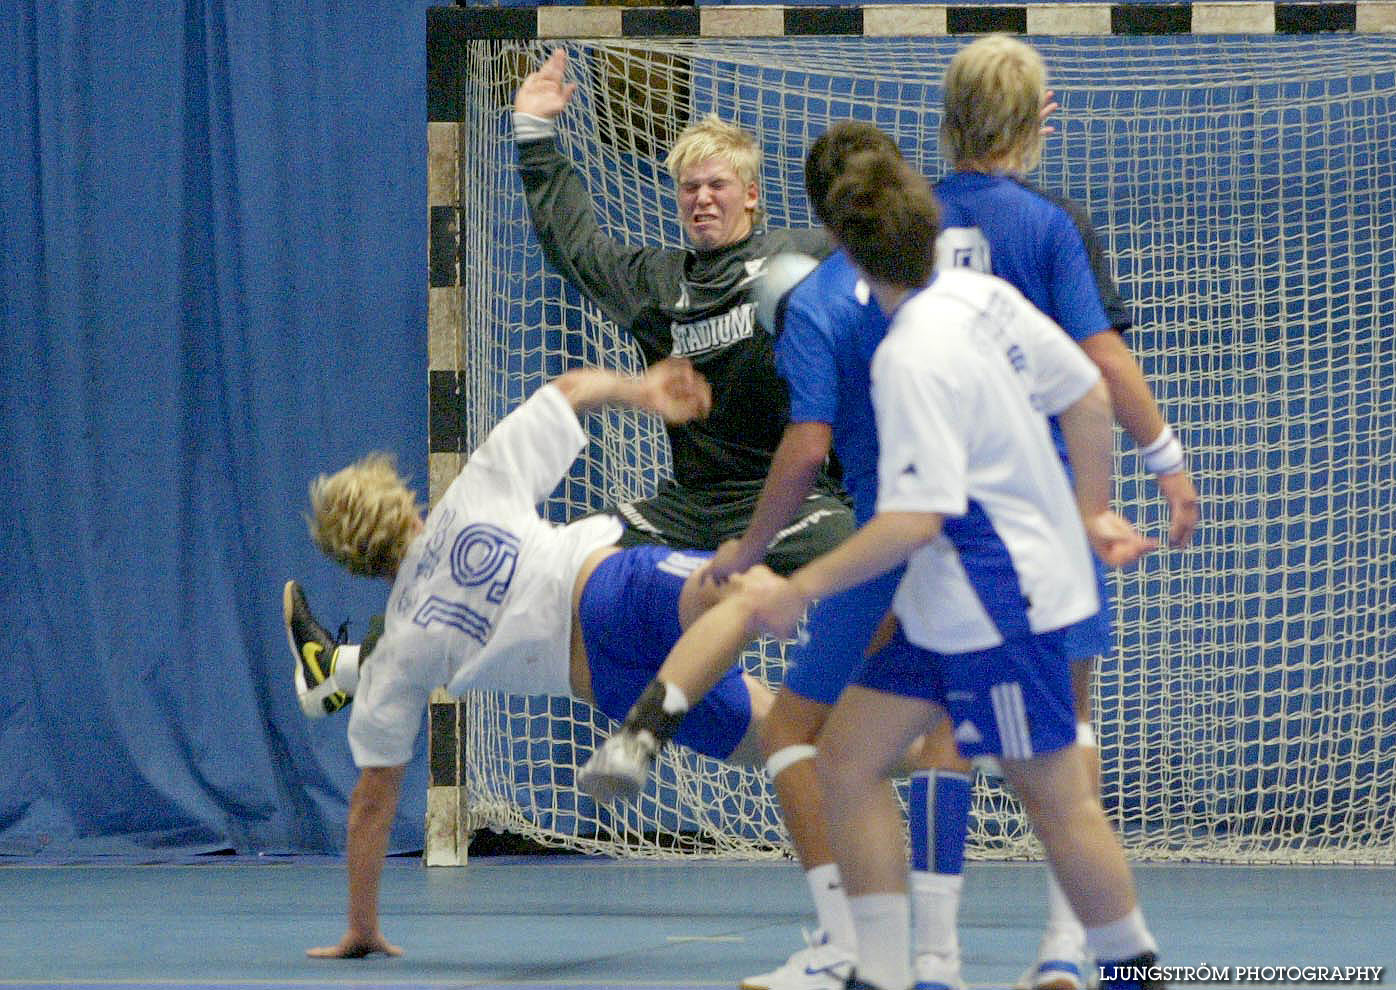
[443,34,1396,863]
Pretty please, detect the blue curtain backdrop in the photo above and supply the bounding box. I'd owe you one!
[1,1,435,857]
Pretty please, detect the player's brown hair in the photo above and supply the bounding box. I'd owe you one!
[804,121,903,227]
[825,150,939,289]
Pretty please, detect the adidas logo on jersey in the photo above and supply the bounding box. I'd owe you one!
[954,720,983,745]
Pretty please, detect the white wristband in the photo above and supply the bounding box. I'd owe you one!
[1139,424,1185,476]
[512,111,556,143]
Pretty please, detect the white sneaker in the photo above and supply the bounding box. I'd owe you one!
[739,929,854,990]
[1015,930,1088,990]
[577,728,658,803]
[913,950,966,990]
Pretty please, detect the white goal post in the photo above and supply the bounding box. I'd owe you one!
[424,5,1396,866]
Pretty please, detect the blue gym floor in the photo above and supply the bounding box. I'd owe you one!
[1,858,1392,989]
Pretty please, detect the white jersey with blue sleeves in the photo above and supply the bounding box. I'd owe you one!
[348,385,623,767]
[874,268,1102,653]
[774,249,889,525]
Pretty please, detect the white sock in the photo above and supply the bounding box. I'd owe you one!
[1044,871,1085,943]
[910,869,962,962]
[331,644,362,695]
[849,893,910,990]
[805,863,857,953]
[1085,907,1157,964]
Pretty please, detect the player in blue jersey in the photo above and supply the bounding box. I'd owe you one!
[737,38,1198,990]
[918,36,1200,990]
[292,358,786,962]
[705,122,927,990]
[753,145,1166,990]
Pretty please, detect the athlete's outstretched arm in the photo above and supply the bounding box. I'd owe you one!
[513,51,672,333]
[552,358,711,424]
[308,764,406,960]
[1079,330,1200,548]
[1057,378,1156,568]
[744,511,942,640]
[705,421,832,584]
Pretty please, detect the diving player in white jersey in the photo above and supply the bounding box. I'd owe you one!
[580,151,1166,990]
[295,358,780,962]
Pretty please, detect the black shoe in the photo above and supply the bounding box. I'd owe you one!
[1098,952,1165,990]
[284,580,351,717]
[845,972,889,990]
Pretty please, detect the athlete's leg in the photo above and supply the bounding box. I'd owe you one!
[1000,746,1160,990]
[748,572,907,976]
[1022,658,1099,990]
[939,628,1160,990]
[1002,746,1136,927]
[907,722,971,990]
[817,682,946,990]
[577,557,780,801]
[816,626,958,990]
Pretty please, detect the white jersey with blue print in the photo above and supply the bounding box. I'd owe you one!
[774,249,889,525]
[348,385,623,768]
[874,268,1103,654]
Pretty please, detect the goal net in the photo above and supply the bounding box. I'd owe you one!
[428,29,1396,864]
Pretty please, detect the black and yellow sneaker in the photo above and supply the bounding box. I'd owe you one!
[283,580,352,717]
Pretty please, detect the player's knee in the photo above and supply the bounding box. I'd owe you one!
[815,748,864,803]
[764,742,817,782]
[903,717,968,774]
[757,693,827,758]
[1001,745,1092,821]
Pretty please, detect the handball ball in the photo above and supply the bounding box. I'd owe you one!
[753,252,819,334]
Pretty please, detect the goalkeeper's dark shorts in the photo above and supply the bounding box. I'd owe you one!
[609,478,855,577]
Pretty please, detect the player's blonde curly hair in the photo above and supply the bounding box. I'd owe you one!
[941,34,1047,174]
[307,453,423,580]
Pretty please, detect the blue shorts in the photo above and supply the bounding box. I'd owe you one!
[577,546,752,761]
[852,626,1076,761]
[782,566,905,704]
[1063,562,1113,661]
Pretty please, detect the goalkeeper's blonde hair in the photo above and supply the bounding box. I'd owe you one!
[308,453,422,579]
[941,34,1047,174]
[665,114,763,223]
[665,113,761,186]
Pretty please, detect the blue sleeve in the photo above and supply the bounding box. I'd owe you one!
[774,290,840,426]
[1045,210,1116,344]
[1049,200,1132,339]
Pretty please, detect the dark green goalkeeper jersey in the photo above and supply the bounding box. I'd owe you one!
[517,137,834,490]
